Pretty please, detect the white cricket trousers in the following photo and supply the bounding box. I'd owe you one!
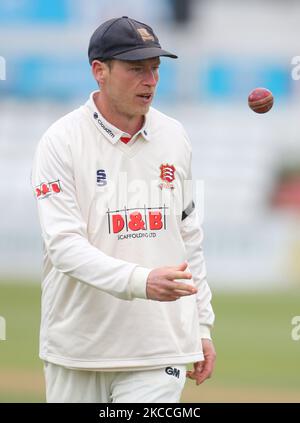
[44,362,187,403]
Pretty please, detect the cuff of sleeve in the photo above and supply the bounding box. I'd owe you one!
[199,325,212,340]
[128,266,152,299]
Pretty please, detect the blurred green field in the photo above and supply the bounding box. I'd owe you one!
[0,282,300,402]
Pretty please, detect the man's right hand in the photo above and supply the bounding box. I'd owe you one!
[146,262,197,301]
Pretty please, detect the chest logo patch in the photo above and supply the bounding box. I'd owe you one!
[97,169,107,186]
[159,163,176,190]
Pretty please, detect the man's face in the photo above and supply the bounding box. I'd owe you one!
[101,57,160,118]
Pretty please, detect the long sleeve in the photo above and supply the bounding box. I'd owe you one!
[31,133,150,300]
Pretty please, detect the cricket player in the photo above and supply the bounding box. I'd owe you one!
[32,16,216,403]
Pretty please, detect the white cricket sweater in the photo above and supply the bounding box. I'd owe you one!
[31,91,214,370]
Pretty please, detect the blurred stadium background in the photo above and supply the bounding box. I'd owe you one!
[0,0,300,402]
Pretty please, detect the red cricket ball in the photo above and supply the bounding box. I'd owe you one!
[248,87,274,114]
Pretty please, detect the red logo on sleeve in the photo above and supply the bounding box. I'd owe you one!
[35,180,62,199]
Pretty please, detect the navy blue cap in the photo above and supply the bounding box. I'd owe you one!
[88,16,178,64]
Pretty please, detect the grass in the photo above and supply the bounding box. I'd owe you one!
[1,282,300,402]
[0,281,41,370]
[212,292,300,390]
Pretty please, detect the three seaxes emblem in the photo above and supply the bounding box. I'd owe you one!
[159,164,176,190]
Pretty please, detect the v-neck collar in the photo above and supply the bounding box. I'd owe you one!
[85,91,151,145]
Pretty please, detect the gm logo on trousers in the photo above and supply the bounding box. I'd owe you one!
[165,367,180,378]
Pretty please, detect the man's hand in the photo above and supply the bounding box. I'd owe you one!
[186,339,216,385]
[146,262,197,301]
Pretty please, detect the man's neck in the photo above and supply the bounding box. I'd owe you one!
[94,92,144,136]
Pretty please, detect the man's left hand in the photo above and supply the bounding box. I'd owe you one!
[186,339,216,385]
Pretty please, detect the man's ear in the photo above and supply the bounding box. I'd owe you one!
[91,60,109,87]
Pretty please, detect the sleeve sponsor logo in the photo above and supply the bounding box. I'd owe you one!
[35,180,62,199]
